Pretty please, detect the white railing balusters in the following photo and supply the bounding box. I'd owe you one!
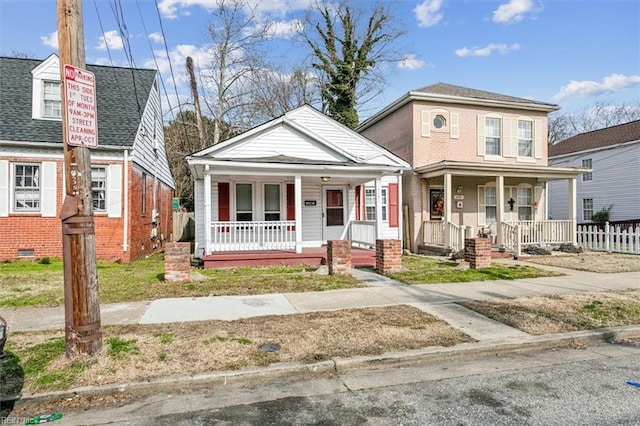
[577,223,640,255]
[210,221,296,252]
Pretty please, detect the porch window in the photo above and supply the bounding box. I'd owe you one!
[264,184,280,221]
[43,81,61,119]
[14,163,40,211]
[582,198,594,221]
[517,120,533,157]
[365,187,387,221]
[581,159,592,181]
[517,187,532,220]
[236,183,253,221]
[92,166,107,212]
[485,186,497,224]
[485,117,501,156]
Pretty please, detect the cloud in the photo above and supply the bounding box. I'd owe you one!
[414,0,443,28]
[97,30,124,51]
[40,31,58,49]
[265,19,303,38]
[455,43,521,57]
[157,0,313,19]
[492,0,536,24]
[149,32,164,44]
[553,74,640,101]
[398,54,426,70]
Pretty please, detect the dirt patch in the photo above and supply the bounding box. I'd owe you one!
[521,252,640,273]
[461,289,640,335]
[7,305,473,395]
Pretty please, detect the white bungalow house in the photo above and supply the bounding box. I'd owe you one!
[186,105,410,267]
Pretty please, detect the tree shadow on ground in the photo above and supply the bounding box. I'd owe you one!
[0,351,24,417]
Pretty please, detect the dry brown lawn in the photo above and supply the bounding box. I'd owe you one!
[521,252,640,273]
[461,289,640,335]
[9,305,472,394]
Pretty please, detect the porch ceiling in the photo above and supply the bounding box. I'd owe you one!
[415,160,587,182]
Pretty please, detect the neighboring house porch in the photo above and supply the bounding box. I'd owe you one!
[414,161,585,257]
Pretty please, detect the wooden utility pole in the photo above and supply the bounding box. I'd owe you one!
[186,56,208,149]
[57,0,102,357]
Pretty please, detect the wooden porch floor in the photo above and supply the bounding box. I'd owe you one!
[202,246,376,269]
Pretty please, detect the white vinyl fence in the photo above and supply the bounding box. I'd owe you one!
[577,223,640,255]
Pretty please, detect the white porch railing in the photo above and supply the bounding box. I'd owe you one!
[577,223,640,254]
[423,220,444,246]
[507,220,572,245]
[350,220,376,248]
[423,220,463,250]
[210,221,296,252]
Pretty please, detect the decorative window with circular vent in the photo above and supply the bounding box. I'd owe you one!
[433,114,446,129]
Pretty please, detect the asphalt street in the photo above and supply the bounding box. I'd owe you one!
[53,341,640,425]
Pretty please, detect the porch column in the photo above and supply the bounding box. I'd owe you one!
[397,173,403,241]
[444,173,452,247]
[204,165,212,255]
[375,176,383,240]
[294,175,302,253]
[495,175,504,247]
[568,177,577,244]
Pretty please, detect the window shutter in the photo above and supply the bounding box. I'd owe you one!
[286,183,295,220]
[450,113,459,139]
[421,110,431,137]
[503,118,517,157]
[388,183,399,228]
[477,185,486,225]
[0,160,8,217]
[41,161,57,217]
[476,115,485,156]
[218,182,230,221]
[534,119,543,159]
[354,185,361,220]
[107,164,122,218]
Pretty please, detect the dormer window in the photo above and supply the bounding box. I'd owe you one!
[43,81,61,119]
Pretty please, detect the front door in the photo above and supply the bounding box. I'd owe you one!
[322,186,347,241]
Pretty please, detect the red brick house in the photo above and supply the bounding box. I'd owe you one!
[0,54,175,262]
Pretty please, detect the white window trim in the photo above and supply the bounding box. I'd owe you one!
[92,165,107,213]
[581,159,593,182]
[31,55,62,121]
[364,186,388,222]
[234,182,254,221]
[11,162,41,213]
[263,182,282,221]
[516,117,534,160]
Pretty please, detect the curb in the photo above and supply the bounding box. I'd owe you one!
[12,324,640,410]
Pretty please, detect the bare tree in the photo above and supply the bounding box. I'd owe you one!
[200,0,271,144]
[549,101,640,143]
[300,0,405,128]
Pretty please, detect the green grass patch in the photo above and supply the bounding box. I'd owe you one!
[203,336,252,345]
[0,254,364,307]
[154,332,175,344]
[387,255,560,285]
[106,336,139,359]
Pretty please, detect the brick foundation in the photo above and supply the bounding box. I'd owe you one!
[376,239,402,274]
[164,242,191,282]
[327,240,351,275]
[464,238,492,269]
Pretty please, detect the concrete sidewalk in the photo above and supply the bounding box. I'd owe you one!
[3,262,639,345]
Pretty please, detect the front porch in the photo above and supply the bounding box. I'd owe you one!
[422,219,574,256]
[202,245,376,268]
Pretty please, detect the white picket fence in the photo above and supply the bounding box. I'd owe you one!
[577,223,640,255]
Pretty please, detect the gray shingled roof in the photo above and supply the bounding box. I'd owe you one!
[414,82,558,109]
[0,56,156,147]
[549,120,640,157]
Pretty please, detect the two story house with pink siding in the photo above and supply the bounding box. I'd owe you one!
[358,83,587,256]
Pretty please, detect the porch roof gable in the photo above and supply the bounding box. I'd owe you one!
[415,160,588,181]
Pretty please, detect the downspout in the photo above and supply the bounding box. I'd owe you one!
[122,149,129,252]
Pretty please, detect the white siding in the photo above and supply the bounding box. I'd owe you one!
[301,183,322,243]
[548,142,640,222]
[215,126,344,162]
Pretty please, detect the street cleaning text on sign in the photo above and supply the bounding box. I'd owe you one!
[64,64,98,148]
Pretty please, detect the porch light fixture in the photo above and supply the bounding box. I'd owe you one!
[321,176,330,182]
[456,186,463,194]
